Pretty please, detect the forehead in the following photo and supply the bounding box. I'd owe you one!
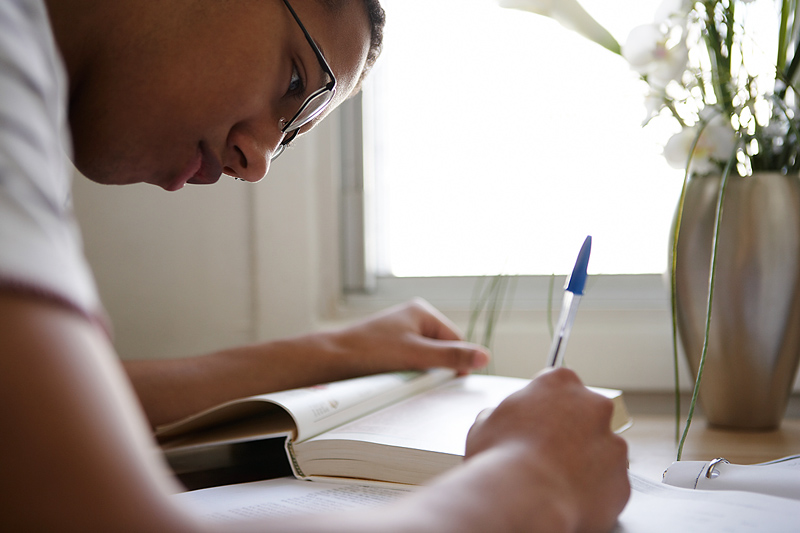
[296,0,371,105]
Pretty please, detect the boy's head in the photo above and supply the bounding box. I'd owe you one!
[53,0,384,190]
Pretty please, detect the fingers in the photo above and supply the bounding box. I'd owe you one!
[463,366,630,531]
[335,298,492,376]
[398,299,491,373]
[407,297,463,342]
[533,365,582,385]
[466,367,615,452]
[413,338,491,374]
[456,347,491,374]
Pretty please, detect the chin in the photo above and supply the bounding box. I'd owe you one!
[71,152,145,187]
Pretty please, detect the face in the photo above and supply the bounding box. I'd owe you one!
[67,0,371,190]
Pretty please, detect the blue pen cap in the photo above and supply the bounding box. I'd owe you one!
[565,236,592,295]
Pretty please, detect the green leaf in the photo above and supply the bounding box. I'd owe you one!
[498,0,621,55]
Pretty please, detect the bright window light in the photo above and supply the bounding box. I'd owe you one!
[369,0,685,276]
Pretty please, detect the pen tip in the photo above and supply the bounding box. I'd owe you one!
[566,236,592,295]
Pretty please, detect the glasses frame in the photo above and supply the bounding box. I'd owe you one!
[272,0,338,161]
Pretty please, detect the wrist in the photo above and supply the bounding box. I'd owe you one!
[389,443,581,533]
[488,442,581,533]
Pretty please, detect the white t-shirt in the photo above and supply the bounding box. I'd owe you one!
[0,0,104,325]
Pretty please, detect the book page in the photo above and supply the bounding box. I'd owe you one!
[173,470,800,530]
[615,472,800,532]
[173,477,413,522]
[282,369,455,441]
[304,375,528,455]
[157,369,455,444]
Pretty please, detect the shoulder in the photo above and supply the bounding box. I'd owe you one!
[0,0,105,328]
[0,0,72,187]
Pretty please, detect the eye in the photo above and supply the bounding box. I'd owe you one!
[287,63,305,96]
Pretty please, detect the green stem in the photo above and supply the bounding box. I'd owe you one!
[776,1,800,96]
[670,124,706,444]
[676,142,740,461]
[468,273,513,376]
[482,275,506,351]
[783,52,800,93]
[782,0,800,93]
[670,175,690,443]
[701,1,733,112]
[467,277,490,344]
[779,0,791,72]
[665,100,689,129]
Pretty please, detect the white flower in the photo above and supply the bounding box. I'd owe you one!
[497,0,621,54]
[623,23,689,88]
[663,113,737,174]
[643,88,667,125]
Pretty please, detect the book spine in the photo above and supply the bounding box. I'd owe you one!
[285,440,307,479]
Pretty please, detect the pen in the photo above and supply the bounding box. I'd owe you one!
[546,235,592,368]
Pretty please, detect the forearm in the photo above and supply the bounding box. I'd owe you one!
[125,300,490,428]
[124,330,366,428]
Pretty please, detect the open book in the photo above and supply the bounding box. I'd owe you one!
[157,369,631,486]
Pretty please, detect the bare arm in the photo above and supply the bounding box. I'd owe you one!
[124,298,491,427]
[0,293,627,532]
[0,293,193,531]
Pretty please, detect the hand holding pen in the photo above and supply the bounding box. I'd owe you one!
[546,236,592,368]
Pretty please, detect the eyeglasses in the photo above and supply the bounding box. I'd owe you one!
[272,0,337,161]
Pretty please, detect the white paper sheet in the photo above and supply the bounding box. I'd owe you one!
[174,472,800,531]
[173,477,413,522]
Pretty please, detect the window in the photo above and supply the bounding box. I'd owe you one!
[355,0,684,282]
[336,0,713,389]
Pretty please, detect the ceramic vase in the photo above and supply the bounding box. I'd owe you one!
[671,172,800,430]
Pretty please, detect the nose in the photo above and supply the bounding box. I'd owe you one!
[222,124,279,183]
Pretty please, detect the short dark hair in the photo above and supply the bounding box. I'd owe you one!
[317,0,385,94]
[355,0,385,93]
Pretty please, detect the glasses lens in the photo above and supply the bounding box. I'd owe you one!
[284,88,335,133]
[271,143,286,161]
[271,129,300,161]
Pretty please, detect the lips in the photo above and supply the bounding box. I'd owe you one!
[166,142,223,191]
[188,141,223,186]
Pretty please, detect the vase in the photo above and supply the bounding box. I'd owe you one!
[671,171,800,430]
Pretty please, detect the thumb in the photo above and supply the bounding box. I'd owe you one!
[474,407,495,425]
[417,339,491,375]
[465,407,495,458]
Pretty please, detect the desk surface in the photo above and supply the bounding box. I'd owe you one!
[624,414,800,481]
